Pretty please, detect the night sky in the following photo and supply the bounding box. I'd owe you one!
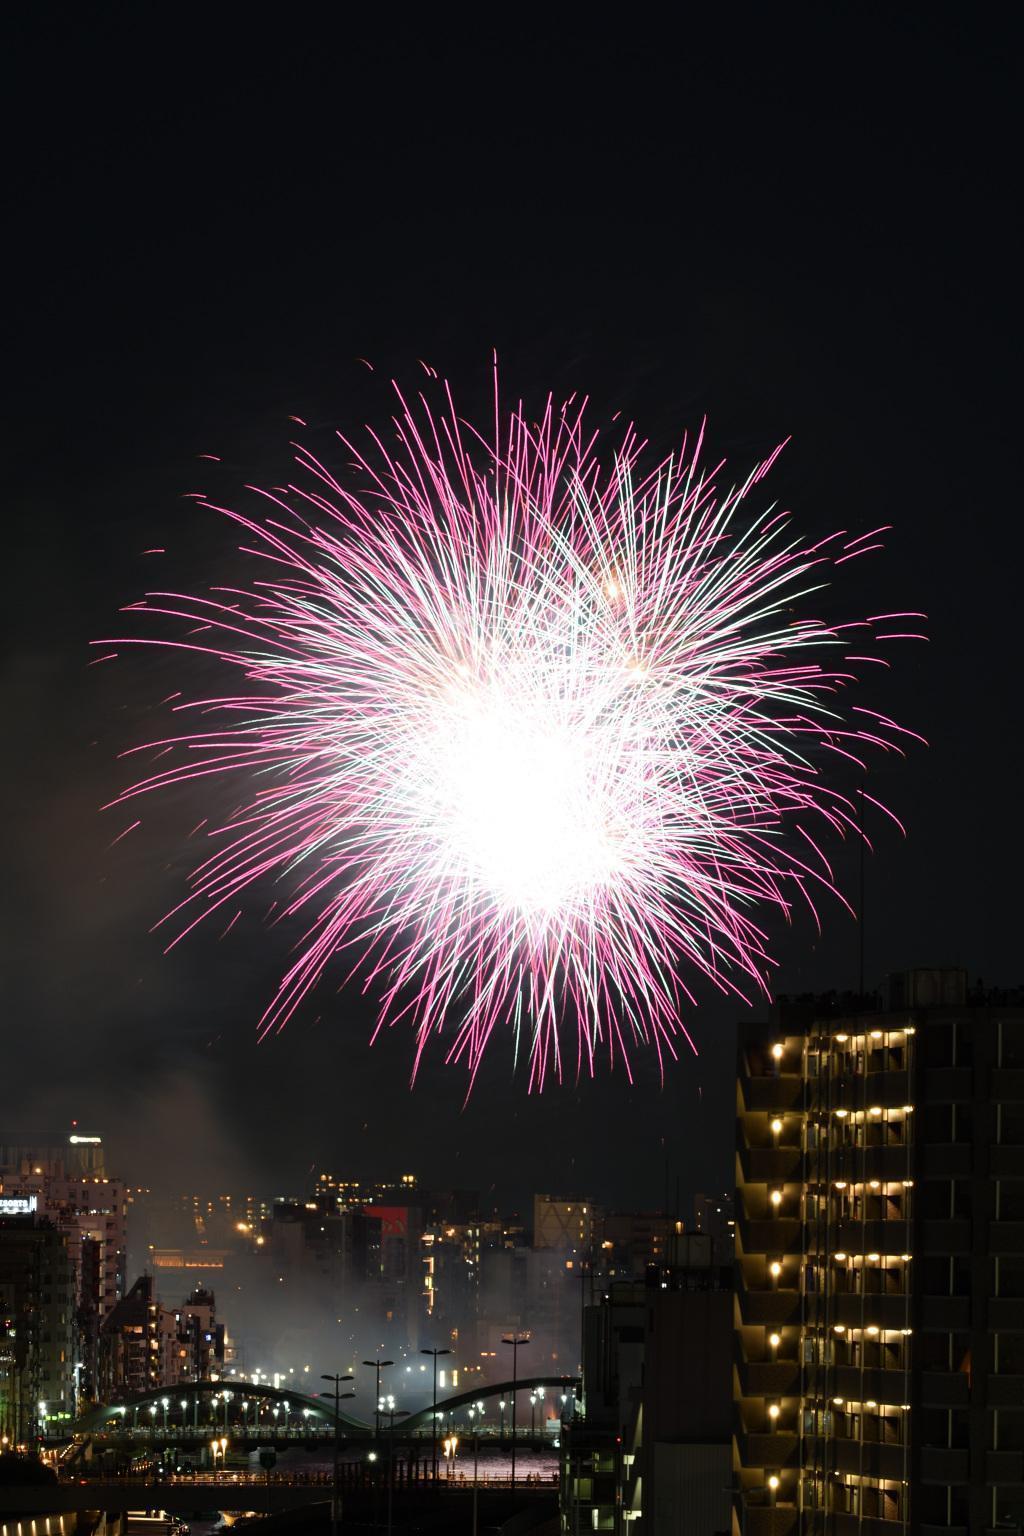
[5,9,1019,1213]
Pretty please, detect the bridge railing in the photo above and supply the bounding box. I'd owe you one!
[59,1422,556,1443]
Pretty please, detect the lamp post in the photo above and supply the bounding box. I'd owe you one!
[501,1332,529,1491]
[363,1359,394,1446]
[420,1347,451,1484]
[321,1373,355,1536]
[383,1405,409,1536]
[499,1400,506,1442]
[468,1405,484,1536]
[222,1389,232,1432]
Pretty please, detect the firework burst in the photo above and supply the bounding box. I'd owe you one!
[101,373,924,1088]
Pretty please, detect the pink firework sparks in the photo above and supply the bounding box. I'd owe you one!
[100,375,924,1089]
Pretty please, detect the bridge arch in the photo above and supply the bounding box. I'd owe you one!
[401,1375,578,1432]
[75,1378,372,1436]
[74,1373,579,1440]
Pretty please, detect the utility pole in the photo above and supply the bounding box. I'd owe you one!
[420,1346,451,1485]
[320,1372,354,1536]
[501,1332,529,1491]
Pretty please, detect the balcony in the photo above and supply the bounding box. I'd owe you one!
[986,1449,1024,1483]
[861,1144,914,1181]
[831,1365,909,1405]
[833,1219,911,1252]
[741,1430,799,1467]
[920,1143,973,1177]
[988,1297,1024,1327]
[923,1067,973,1101]
[989,1221,1024,1254]
[740,1217,803,1255]
[863,1069,912,1101]
[744,1505,797,1536]
[921,1219,972,1253]
[986,1373,1024,1406]
[991,1068,1024,1100]
[741,1076,805,1112]
[835,1515,908,1536]
[832,1439,907,1481]
[738,1144,803,1184]
[920,1445,969,1482]
[920,1294,971,1329]
[737,1269,801,1326]
[989,1145,1024,1175]
[833,1292,911,1329]
[920,1371,970,1407]
[740,1358,801,1396]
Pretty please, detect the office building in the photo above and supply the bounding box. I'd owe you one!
[534,1195,602,1254]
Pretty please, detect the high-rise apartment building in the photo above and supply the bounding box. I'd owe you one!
[734,970,1024,1536]
[0,1210,76,1443]
[0,1133,126,1404]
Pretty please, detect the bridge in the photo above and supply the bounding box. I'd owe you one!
[66,1375,579,1447]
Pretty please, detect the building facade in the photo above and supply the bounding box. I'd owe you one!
[0,1132,126,1402]
[562,1261,732,1535]
[534,1195,602,1254]
[0,1212,76,1444]
[734,972,1024,1536]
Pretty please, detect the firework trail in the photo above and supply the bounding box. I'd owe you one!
[100,373,924,1089]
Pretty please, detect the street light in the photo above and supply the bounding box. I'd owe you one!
[161,1396,169,1433]
[499,1400,507,1441]
[363,1359,394,1444]
[383,1405,409,1536]
[421,1347,451,1484]
[321,1372,355,1536]
[501,1332,529,1491]
[468,1408,482,1536]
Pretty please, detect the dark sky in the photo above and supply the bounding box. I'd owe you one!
[4,8,1019,1213]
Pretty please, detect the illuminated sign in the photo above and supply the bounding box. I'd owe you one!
[0,1196,38,1215]
[69,1135,102,1145]
[362,1205,410,1237]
